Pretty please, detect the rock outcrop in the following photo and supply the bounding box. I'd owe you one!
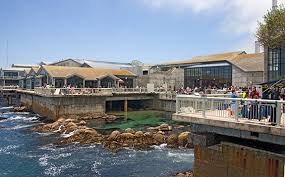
[167,134,178,148]
[172,171,194,177]
[12,106,30,112]
[61,113,117,122]
[32,117,193,152]
[147,123,172,132]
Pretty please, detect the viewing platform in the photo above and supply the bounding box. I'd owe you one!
[173,95,285,146]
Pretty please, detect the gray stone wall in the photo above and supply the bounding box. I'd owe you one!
[232,65,264,87]
[138,67,184,90]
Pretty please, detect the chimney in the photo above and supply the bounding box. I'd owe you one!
[255,41,261,53]
[272,0,278,10]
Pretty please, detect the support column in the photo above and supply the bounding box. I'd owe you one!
[7,96,12,105]
[83,79,85,88]
[52,78,55,87]
[124,99,128,120]
[64,79,67,86]
[98,79,101,88]
[117,80,120,88]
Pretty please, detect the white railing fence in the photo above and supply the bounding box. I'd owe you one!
[112,88,148,93]
[34,88,113,96]
[176,95,285,126]
[0,86,20,90]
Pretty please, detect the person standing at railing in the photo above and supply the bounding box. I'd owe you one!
[281,87,285,113]
[241,87,249,118]
[249,86,260,119]
[261,86,270,120]
[230,89,238,117]
[270,87,280,125]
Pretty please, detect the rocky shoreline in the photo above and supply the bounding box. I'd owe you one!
[9,108,195,176]
[32,113,193,152]
[172,171,194,177]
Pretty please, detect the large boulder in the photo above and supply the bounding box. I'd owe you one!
[65,122,78,134]
[153,133,165,144]
[135,131,144,137]
[167,134,178,148]
[124,128,135,134]
[64,118,75,123]
[56,118,66,123]
[178,132,190,147]
[119,133,135,144]
[119,133,135,140]
[159,124,172,131]
[108,130,121,140]
[172,171,194,177]
[78,120,87,126]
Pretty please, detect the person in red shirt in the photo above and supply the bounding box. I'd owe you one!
[250,86,260,99]
[249,86,260,119]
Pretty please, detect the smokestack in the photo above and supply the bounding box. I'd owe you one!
[255,41,261,53]
[272,0,278,10]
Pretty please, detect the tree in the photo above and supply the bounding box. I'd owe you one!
[256,6,285,48]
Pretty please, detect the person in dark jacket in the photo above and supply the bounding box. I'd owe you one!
[270,87,280,125]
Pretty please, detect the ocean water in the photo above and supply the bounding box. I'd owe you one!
[0,112,194,177]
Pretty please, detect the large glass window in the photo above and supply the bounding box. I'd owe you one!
[184,63,232,88]
[268,48,285,81]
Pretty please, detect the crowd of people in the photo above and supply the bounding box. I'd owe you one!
[176,85,285,125]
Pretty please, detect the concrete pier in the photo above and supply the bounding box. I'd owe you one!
[194,142,285,177]
[14,89,177,120]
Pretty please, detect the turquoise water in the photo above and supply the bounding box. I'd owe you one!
[0,112,193,177]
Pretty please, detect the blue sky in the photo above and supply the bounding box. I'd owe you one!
[0,0,284,67]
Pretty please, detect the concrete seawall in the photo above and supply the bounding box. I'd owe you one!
[19,92,177,120]
[21,93,106,119]
[195,142,285,177]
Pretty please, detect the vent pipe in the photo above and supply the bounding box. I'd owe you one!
[272,0,278,10]
[255,41,261,53]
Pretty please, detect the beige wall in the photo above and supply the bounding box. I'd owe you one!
[138,67,184,90]
[232,65,264,87]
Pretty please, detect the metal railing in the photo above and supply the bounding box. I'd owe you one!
[0,86,20,90]
[159,92,176,100]
[34,87,113,96]
[112,88,148,93]
[176,95,285,127]
[0,76,23,79]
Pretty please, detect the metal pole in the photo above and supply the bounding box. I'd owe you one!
[276,101,281,126]
[202,95,206,118]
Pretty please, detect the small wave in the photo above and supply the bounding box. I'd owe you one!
[91,161,102,175]
[4,124,35,130]
[1,115,39,123]
[39,153,72,167]
[151,143,168,150]
[53,125,64,133]
[0,145,20,154]
[36,132,55,136]
[60,130,77,138]
[44,165,62,176]
[44,163,75,176]
[167,151,194,162]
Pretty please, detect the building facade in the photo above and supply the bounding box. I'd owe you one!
[135,65,184,90]
[0,67,31,87]
[35,65,136,88]
[264,46,285,82]
[149,51,264,90]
